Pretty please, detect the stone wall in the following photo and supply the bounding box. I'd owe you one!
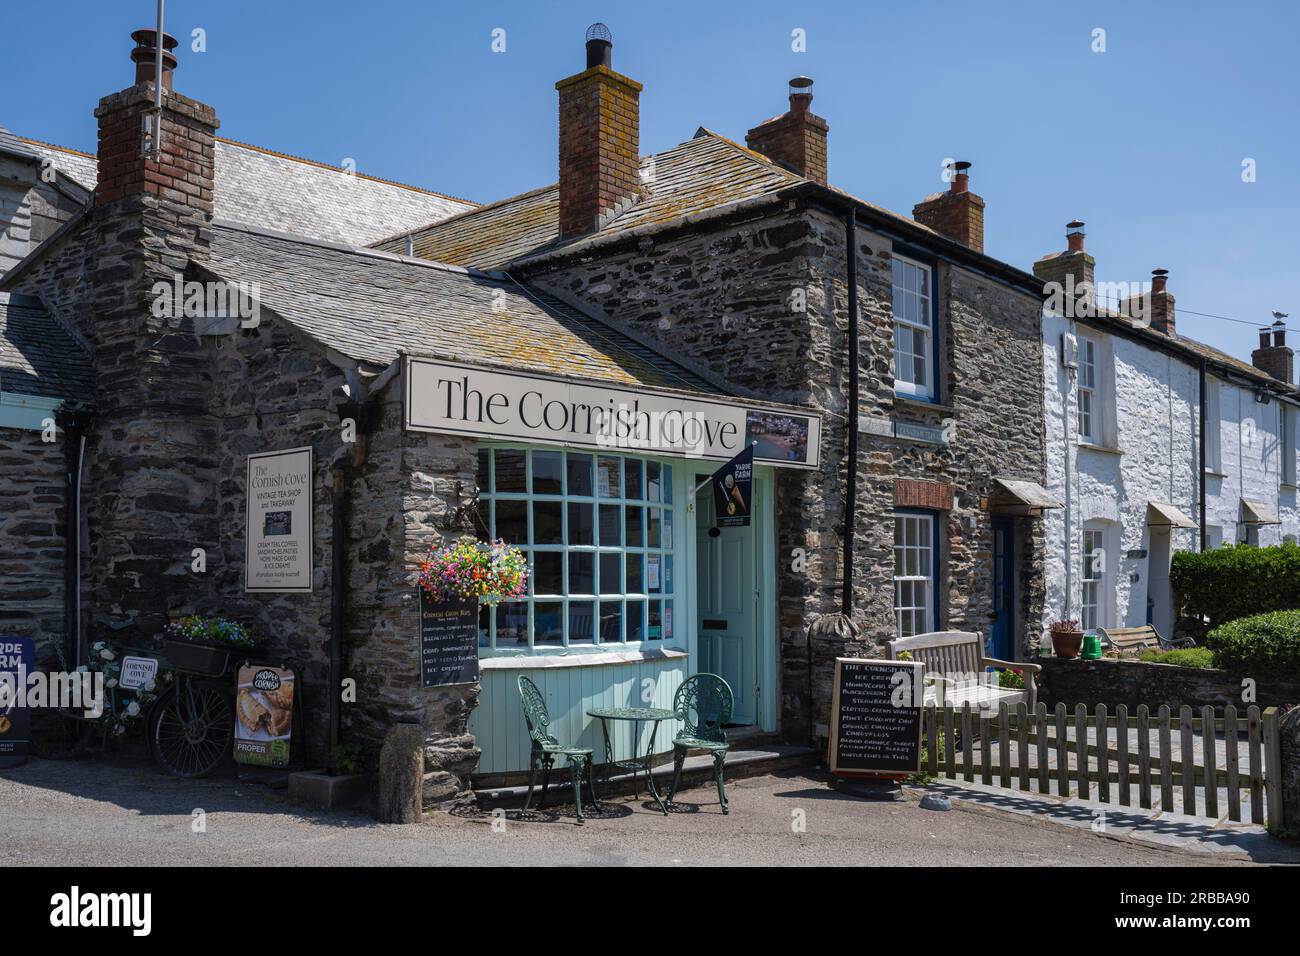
[1039,657,1300,711]
[0,428,68,661]
[527,197,1047,741]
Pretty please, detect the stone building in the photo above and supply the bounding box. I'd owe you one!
[375,27,1055,763]
[1037,225,1300,640]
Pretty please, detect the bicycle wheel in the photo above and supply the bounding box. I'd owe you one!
[148,680,234,778]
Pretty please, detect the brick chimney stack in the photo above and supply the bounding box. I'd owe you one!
[1034,220,1096,309]
[1252,321,1295,384]
[913,160,986,252]
[745,77,829,185]
[556,23,643,239]
[1148,269,1176,334]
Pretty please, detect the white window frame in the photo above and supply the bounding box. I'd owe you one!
[476,446,678,654]
[1080,524,1107,633]
[1077,335,1098,443]
[1205,378,1222,472]
[1282,404,1297,487]
[891,255,936,401]
[893,511,937,637]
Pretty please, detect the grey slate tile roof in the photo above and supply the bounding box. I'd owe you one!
[206,223,723,394]
[0,292,93,401]
[373,131,806,268]
[14,135,477,247]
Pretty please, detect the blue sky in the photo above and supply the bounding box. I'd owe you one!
[4,0,1297,365]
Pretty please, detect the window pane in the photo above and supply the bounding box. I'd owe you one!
[624,459,643,499]
[533,501,562,545]
[625,505,644,547]
[495,499,527,545]
[647,554,662,593]
[498,603,529,646]
[494,450,526,492]
[599,601,622,643]
[567,453,594,496]
[568,502,594,545]
[568,552,594,594]
[646,462,661,501]
[599,553,622,595]
[599,504,622,546]
[647,600,662,640]
[476,449,490,490]
[647,508,662,547]
[568,601,594,644]
[534,552,562,594]
[534,602,563,646]
[478,603,490,648]
[597,456,620,497]
[532,450,563,495]
[626,600,645,641]
[663,600,673,640]
[662,464,673,502]
[662,555,673,594]
[626,553,644,593]
[662,509,673,549]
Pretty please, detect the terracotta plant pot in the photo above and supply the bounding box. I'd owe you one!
[1052,630,1084,659]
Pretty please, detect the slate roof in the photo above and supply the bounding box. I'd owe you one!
[13,135,477,247]
[373,131,807,268]
[0,292,93,401]
[205,223,724,394]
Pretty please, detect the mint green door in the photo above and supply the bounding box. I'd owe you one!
[695,473,758,725]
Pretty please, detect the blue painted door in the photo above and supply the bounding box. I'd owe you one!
[989,518,1015,660]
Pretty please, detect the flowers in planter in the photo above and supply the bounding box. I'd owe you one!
[1049,619,1082,635]
[164,615,261,649]
[418,537,529,605]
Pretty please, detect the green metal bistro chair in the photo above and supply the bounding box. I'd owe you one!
[517,676,601,823]
[667,673,734,814]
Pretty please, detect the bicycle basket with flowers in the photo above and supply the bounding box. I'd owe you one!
[418,538,529,605]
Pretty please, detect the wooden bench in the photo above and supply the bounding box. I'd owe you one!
[886,630,1040,713]
[1097,624,1193,655]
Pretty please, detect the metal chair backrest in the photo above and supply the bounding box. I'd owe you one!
[887,630,983,680]
[674,674,733,743]
[517,675,557,748]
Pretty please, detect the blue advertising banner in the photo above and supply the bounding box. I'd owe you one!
[711,443,754,527]
[0,636,33,768]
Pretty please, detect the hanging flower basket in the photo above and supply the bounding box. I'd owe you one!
[418,538,529,606]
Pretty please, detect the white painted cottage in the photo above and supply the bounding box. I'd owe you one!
[1035,222,1299,644]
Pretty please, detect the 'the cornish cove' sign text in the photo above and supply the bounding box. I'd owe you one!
[404,357,821,469]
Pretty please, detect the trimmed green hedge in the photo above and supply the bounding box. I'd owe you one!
[1170,542,1300,631]
[1205,610,1300,679]
[1137,647,1216,669]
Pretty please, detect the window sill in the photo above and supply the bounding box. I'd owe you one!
[892,394,954,416]
[479,646,689,670]
[1076,441,1123,456]
[1203,468,1228,479]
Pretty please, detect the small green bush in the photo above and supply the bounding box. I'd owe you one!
[996,668,1026,689]
[1205,609,1300,679]
[1170,542,1300,631]
[1137,647,1216,669]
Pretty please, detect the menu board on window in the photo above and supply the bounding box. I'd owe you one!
[419,591,480,687]
[828,658,924,777]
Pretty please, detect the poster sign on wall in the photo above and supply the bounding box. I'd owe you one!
[828,658,924,778]
[245,447,313,592]
[0,636,33,769]
[419,591,480,687]
[234,664,295,768]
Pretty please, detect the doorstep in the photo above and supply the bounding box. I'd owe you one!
[474,744,814,808]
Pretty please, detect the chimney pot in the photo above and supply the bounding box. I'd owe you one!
[1273,321,1287,348]
[951,160,971,193]
[584,22,612,69]
[1151,268,1168,293]
[1066,220,1086,253]
[1260,327,1274,349]
[130,28,179,90]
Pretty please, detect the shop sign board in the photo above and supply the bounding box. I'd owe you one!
[234,664,295,768]
[828,657,924,777]
[245,447,313,593]
[405,357,821,469]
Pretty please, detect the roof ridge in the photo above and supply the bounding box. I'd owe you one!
[370,182,559,249]
[17,133,478,206]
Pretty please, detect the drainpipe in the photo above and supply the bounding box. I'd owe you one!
[842,207,860,616]
[56,407,90,667]
[1063,321,1076,622]
[1199,361,1207,550]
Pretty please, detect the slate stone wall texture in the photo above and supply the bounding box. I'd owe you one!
[528,198,1047,741]
[1038,658,1300,711]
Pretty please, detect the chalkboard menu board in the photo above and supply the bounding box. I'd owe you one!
[419,591,480,687]
[828,657,924,776]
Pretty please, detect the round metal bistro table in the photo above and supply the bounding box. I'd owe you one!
[586,706,676,815]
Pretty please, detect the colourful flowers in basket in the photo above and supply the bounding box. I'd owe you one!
[164,615,262,649]
[418,538,529,605]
